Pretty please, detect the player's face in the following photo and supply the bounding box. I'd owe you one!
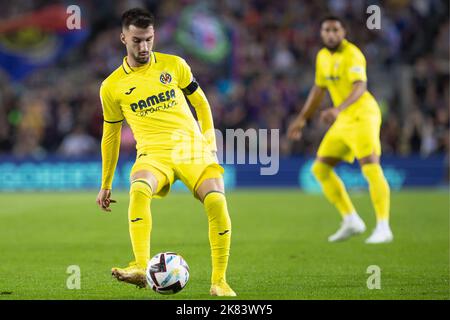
[320,21,346,51]
[121,25,155,65]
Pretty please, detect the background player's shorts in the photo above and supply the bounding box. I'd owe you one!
[317,116,382,163]
[130,147,224,199]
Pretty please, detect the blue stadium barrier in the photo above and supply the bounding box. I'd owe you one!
[0,155,447,191]
[236,156,448,192]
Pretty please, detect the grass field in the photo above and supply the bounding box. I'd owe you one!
[0,189,448,300]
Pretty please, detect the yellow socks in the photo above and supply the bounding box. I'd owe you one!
[311,161,356,217]
[128,179,152,268]
[311,161,390,223]
[203,192,231,284]
[361,163,390,222]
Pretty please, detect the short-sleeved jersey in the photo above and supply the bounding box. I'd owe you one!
[100,52,207,153]
[315,39,380,121]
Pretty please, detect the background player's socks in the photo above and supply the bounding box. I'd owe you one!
[203,192,231,285]
[128,179,153,268]
[361,163,390,222]
[311,161,356,217]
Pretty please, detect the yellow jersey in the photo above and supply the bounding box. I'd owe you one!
[100,52,207,153]
[315,39,381,122]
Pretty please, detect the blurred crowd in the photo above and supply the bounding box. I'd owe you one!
[0,0,448,160]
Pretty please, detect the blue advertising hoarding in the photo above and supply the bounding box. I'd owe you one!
[0,155,447,191]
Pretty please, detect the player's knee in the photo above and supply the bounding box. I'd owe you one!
[361,163,388,186]
[130,179,153,198]
[203,191,231,225]
[361,163,380,178]
[204,190,225,202]
[311,161,332,181]
[203,192,227,212]
[196,167,225,201]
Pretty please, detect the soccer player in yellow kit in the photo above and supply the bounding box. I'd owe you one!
[95,8,236,296]
[288,16,393,244]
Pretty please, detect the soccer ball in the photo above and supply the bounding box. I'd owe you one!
[146,252,190,294]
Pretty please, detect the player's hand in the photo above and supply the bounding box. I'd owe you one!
[287,118,306,141]
[96,189,117,212]
[320,108,340,125]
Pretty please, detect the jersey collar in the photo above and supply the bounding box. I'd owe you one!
[122,52,157,74]
[336,39,349,52]
[325,39,349,55]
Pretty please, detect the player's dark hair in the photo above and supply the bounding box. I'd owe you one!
[320,15,346,29]
[121,8,155,29]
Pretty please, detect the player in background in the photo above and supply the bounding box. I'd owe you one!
[287,16,393,244]
[96,8,236,296]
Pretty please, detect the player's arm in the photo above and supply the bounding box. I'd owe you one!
[287,85,326,140]
[184,84,217,152]
[320,81,367,124]
[178,57,216,152]
[288,51,327,140]
[337,81,366,112]
[100,122,122,188]
[96,83,124,212]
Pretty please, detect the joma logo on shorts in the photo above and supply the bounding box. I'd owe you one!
[130,89,176,112]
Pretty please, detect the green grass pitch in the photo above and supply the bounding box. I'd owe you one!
[0,189,448,300]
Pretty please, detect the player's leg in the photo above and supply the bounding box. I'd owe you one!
[312,157,366,242]
[312,156,356,218]
[175,147,235,296]
[196,171,236,297]
[128,170,158,267]
[352,118,392,244]
[112,165,170,287]
[359,153,392,244]
[313,129,365,242]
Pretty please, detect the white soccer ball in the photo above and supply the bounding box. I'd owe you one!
[146,252,190,294]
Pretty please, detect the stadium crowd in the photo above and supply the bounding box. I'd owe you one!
[0,0,448,161]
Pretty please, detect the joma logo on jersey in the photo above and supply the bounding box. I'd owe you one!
[130,89,176,112]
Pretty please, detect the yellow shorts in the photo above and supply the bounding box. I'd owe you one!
[130,148,224,199]
[317,117,382,163]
